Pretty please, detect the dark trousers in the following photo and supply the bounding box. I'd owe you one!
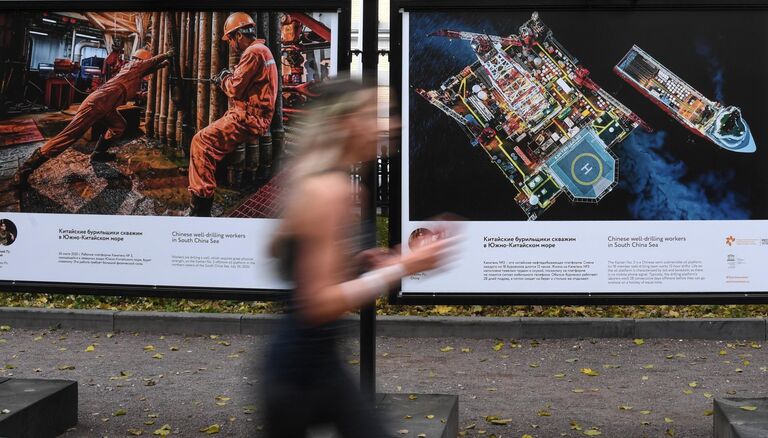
[262,320,388,438]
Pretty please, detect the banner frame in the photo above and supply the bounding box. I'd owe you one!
[388,0,768,305]
[0,0,353,300]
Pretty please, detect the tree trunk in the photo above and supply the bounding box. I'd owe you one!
[155,13,165,140]
[209,12,223,124]
[158,12,169,143]
[196,12,211,132]
[145,11,160,138]
[268,12,284,172]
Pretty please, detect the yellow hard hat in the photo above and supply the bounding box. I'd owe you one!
[223,12,255,41]
[132,48,151,61]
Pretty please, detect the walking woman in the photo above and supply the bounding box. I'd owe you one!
[262,80,456,437]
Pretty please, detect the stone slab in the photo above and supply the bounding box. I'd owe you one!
[635,318,766,340]
[0,378,77,438]
[113,311,241,335]
[521,317,635,339]
[240,314,359,337]
[377,316,522,339]
[377,393,458,438]
[714,397,768,438]
[0,307,114,331]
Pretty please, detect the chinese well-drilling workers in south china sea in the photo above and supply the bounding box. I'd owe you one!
[187,12,278,217]
[13,47,174,189]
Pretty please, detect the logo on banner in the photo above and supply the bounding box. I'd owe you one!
[725,235,760,246]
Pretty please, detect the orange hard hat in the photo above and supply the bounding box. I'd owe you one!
[223,12,255,41]
[132,48,151,61]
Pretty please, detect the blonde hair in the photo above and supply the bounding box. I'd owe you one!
[286,80,375,186]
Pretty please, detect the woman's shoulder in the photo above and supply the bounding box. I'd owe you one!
[300,172,351,202]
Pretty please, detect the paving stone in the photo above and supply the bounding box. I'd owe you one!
[0,378,77,438]
[714,397,768,438]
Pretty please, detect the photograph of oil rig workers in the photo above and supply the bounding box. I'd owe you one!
[0,10,335,217]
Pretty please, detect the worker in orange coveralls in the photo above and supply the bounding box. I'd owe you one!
[14,48,174,188]
[187,12,278,216]
[102,40,125,82]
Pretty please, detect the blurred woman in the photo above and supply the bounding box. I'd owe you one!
[262,80,455,437]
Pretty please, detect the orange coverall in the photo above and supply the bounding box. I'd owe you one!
[40,53,169,158]
[188,39,278,198]
[102,50,125,81]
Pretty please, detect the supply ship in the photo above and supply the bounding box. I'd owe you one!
[615,45,756,153]
[416,12,649,220]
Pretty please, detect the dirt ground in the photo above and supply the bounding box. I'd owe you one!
[2,326,766,437]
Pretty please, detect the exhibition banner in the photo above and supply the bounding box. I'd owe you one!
[0,8,341,293]
[399,7,768,296]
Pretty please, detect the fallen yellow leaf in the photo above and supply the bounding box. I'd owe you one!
[199,424,221,434]
[152,424,172,436]
[85,345,95,352]
[580,368,599,376]
[440,346,454,353]
[583,429,602,436]
[739,405,758,411]
[633,339,645,346]
[704,410,714,416]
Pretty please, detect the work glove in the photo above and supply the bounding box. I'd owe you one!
[211,68,232,86]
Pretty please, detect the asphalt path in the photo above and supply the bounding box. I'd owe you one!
[1,325,767,437]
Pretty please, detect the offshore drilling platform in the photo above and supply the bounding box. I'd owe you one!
[615,45,756,154]
[416,11,650,220]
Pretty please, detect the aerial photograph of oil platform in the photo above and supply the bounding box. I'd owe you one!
[615,45,756,154]
[415,11,650,220]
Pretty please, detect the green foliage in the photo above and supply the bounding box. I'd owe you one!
[1,292,768,318]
